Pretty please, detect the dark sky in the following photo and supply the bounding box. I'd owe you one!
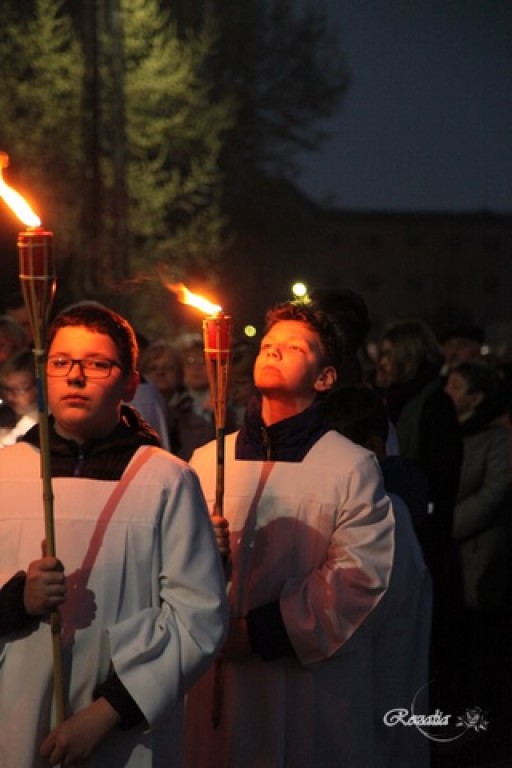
[297,1,512,212]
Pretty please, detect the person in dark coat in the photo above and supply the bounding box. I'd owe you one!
[374,317,463,698]
[445,361,512,761]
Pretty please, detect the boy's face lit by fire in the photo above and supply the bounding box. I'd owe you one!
[254,320,335,401]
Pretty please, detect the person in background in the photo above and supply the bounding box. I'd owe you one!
[374,317,463,698]
[3,290,34,347]
[228,340,258,429]
[323,385,429,530]
[180,334,213,420]
[440,324,484,377]
[184,300,395,768]
[130,375,171,451]
[178,333,239,436]
[139,339,183,404]
[445,363,510,595]
[140,339,214,459]
[0,301,227,767]
[0,348,38,447]
[0,315,29,435]
[309,287,371,386]
[309,287,400,454]
[445,361,511,610]
[445,360,511,756]
[0,314,28,365]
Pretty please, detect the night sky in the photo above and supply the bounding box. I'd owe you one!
[297,1,512,213]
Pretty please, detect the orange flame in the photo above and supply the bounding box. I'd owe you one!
[165,281,222,316]
[0,152,41,227]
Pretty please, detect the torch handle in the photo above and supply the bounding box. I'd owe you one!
[214,428,225,517]
[15,207,62,723]
[203,315,232,727]
[33,350,66,724]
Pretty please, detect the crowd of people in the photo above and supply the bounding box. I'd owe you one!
[0,287,510,768]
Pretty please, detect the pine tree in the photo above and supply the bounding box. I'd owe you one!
[121,0,230,272]
[0,0,83,244]
[119,0,233,334]
[0,0,233,338]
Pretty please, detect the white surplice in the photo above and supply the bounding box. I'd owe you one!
[0,442,227,768]
[184,431,429,768]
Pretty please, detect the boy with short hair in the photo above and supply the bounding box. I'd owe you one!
[184,301,396,768]
[0,302,227,767]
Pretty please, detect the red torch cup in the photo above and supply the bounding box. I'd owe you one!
[18,227,56,349]
[203,312,232,519]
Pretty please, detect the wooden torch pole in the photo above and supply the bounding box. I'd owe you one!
[18,227,65,725]
[203,312,232,729]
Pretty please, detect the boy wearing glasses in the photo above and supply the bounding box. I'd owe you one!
[0,302,227,767]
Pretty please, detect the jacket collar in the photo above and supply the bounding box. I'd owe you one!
[236,395,329,461]
[24,402,158,449]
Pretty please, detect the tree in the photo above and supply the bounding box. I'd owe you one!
[121,0,233,335]
[0,0,83,246]
[169,0,350,194]
[0,0,233,338]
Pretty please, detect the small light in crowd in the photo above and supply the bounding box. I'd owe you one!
[291,281,308,298]
[244,325,257,338]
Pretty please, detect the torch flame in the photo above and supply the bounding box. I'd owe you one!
[0,152,41,227]
[165,281,222,316]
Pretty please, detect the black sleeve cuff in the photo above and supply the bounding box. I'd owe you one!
[94,671,145,730]
[0,571,35,634]
[246,601,295,661]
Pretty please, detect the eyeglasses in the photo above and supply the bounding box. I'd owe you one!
[47,356,123,379]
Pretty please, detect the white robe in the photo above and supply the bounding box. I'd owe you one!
[184,431,430,768]
[0,442,228,768]
[0,409,38,448]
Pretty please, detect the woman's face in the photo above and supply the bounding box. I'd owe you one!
[375,340,397,387]
[143,351,180,399]
[444,371,481,422]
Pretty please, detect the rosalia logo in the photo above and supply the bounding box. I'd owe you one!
[384,708,451,728]
[383,683,489,743]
